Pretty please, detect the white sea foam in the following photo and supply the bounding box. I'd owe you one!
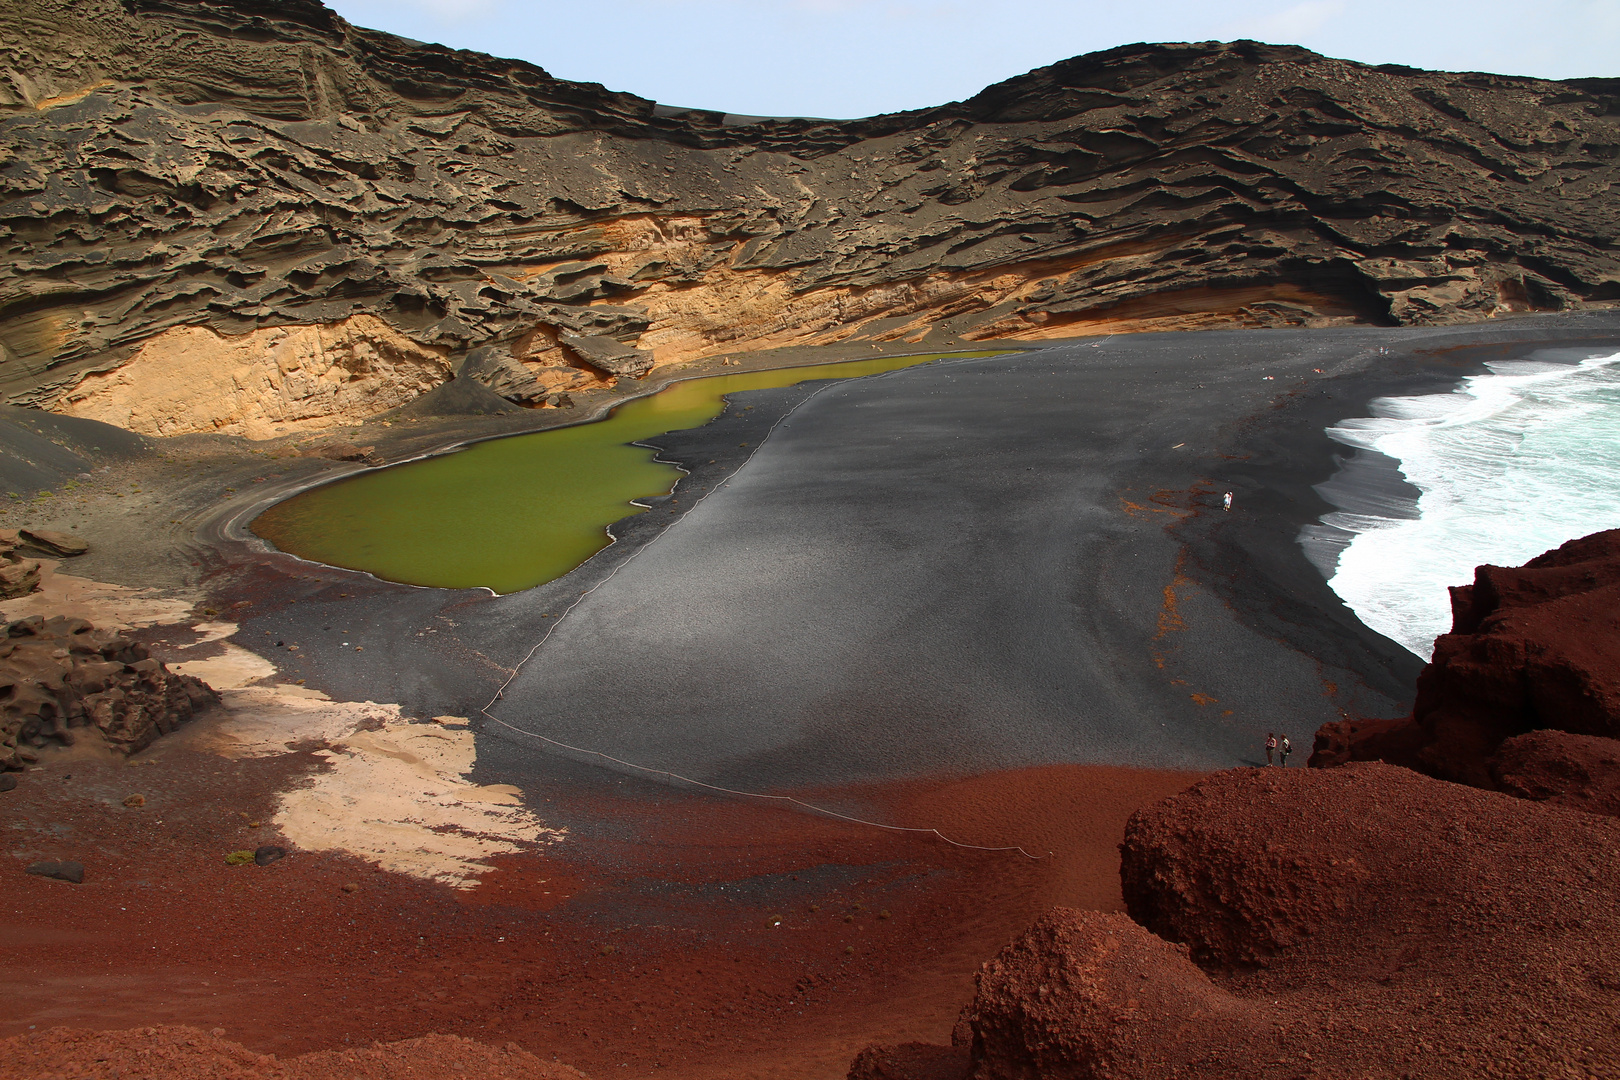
[1306,351,1620,658]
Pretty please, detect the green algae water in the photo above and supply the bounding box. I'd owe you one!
[253,352,1004,593]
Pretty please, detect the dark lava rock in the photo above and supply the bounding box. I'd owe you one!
[253,845,287,866]
[7,0,1620,420]
[1,614,219,770]
[26,860,84,884]
[1311,528,1620,788]
[0,773,17,792]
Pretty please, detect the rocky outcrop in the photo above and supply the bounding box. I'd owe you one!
[854,763,1620,1078]
[6,0,1620,433]
[961,909,1268,1080]
[1311,529,1620,788]
[0,554,42,599]
[1491,728,1620,817]
[0,613,217,769]
[0,531,43,600]
[18,527,89,557]
[0,526,86,598]
[295,440,378,464]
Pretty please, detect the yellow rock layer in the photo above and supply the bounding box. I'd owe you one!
[506,215,1352,386]
[52,315,452,440]
[44,214,1364,434]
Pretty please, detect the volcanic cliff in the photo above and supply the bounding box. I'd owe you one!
[1312,528,1620,791]
[5,0,1620,437]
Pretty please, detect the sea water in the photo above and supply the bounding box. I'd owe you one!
[1304,351,1620,658]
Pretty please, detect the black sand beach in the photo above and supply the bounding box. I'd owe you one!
[138,311,1620,797]
[9,314,1620,1079]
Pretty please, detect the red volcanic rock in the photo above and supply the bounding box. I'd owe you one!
[854,763,1620,1078]
[1491,729,1620,817]
[960,909,1267,1080]
[1307,714,1423,771]
[1120,768,1381,969]
[1312,529,1620,788]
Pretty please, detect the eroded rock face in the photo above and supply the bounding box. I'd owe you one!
[0,614,218,769]
[6,0,1620,431]
[0,548,42,600]
[1311,529,1620,788]
[54,315,453,439]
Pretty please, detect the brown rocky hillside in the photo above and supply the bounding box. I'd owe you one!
[4,0,1620,436]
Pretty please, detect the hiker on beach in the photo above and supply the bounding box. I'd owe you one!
[1223,491,1233,512]
[1280,735,1293,766]
[1265,732,1278,765]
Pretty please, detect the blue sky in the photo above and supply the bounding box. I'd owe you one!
[324,0,1620,119]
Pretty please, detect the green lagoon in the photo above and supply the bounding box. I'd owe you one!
[252,351,1004,593]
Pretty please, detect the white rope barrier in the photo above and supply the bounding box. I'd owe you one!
[478,360,1046,861]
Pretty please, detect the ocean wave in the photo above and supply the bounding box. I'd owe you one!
[1303,351,1620,658]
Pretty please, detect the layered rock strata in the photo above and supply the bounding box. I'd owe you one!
[853,763,1620,1078]
[1312,528,1620,789]
[0,613,217,770]
[7,0,1620,434]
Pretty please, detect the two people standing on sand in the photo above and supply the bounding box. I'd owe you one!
[1265,732,1292,766]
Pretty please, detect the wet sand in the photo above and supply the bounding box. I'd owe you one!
[7,313,1620,1076]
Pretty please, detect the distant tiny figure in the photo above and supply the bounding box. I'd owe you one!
[1280,735,1293,767]
[1222,491,1234,512]
[1265,732,1278,766]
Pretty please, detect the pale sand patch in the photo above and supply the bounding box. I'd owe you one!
[203,684,401,757]
[280,722,561,886]
[184,620,241,647]
[169,642,277,689]
[208,686,560,886]
[0,561,195,628]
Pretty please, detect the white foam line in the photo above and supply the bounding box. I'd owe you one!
[479,355,1047,861]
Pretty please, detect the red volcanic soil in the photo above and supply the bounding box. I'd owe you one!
[0,718,1202,1080]
[863,763,1620,1079]
[1,1026,586,1080]
[1491,728,1620,818]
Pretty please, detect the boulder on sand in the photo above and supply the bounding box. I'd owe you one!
[26,860,84,884]
[19,529,89,557]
